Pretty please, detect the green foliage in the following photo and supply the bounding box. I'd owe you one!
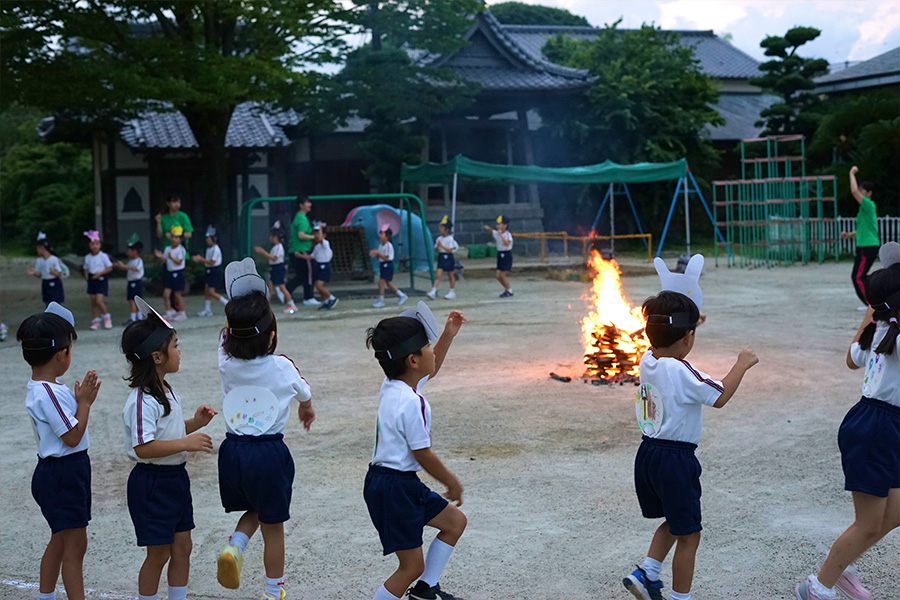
[748,27,829,136]
[490,2,590,26]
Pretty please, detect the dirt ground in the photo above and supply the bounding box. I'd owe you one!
[1,254,898,600]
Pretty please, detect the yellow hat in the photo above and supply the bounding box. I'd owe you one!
[496,215,508,224]
[440,215,450,225]
[170,225,184,236]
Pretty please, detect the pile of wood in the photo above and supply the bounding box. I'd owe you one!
[583,324,640,384]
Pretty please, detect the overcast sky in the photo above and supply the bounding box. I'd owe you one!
[500,0,900,65]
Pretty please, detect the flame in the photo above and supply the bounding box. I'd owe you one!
[581,250,650,377]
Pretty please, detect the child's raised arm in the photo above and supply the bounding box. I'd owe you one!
[713,347,758,408]
[412,447,463,506]
[432,310,466,379]
[253,246,275,261]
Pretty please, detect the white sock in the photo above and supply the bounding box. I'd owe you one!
[378,295,385,301]
[419,538,454,587]
[669,591,690,600]
[204,300,211,311]
[640,556,663,581]
[38,592,56,600]
[219,296,228,305]
[430,288,437,294]
[138,311,145,319]
[130,312,137,321]
[809,575,837,599]
[167,585,187,600]
[373,584,400,600]
[138,595,157,600]
[398,291,407,297]
[103,313,111,319]
[230,531,250,554]
[265,576,284,598]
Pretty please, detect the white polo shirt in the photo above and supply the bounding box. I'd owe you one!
[850,323,900,407]
[123,387,187,465]
[205,244,223,268]
[25,379,89,458]
[35,256,63,280]
[636,349,724,445]
[435,235,458,253]
[83,251,112,275]
[371,376,432,472]
[269,242,285,266]
[311,239,333,264]
[127,257,144,281]
[164,245,186,272]
[492,230,513,251]
[378,241,394,263]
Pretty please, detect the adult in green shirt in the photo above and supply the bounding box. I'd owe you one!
[155,194,194,250]
[286,196,317,304]
[841,166,879,308]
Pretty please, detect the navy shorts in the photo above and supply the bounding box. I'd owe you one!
[315,262,331,283]
[32,450,91,534]
[86,275,108,296]
[497,251,513,272]
[270,263,287,286]
[380,261,394,282]
[218,433,294,524]
[42,278,65,304]
[634,436,702,536]
[839,397,900,497]
[437,253,455,272]
[205,265,223,289]
[363,464,449,555]
[165,269,185,292]
[127,462,194,546]
[127,280,144,300]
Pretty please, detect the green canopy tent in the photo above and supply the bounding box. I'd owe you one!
[401,155,728,256]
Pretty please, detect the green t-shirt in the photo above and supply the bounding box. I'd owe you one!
[856,197,879,248]
[160,211,194,249]
[289,211,313,253]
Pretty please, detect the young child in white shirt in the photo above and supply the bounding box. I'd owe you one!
[253,223,298,314]
[311,222,338,310]
[192,226,228,317]
[153,226,187,322]
[483,215,514,298]
[82,230,114,330]
[427,216,459,301]
[114,235,145,323]
[369,227,408,308]
[28,232,65,304]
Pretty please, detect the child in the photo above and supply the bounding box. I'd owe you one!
[114,234,145,323]
[369,227,408,308]
[427,216,458,301]
[311,221,338,310]
[82,230,114,330]
[18,302,101,600]
[121,298,217,600]
[28,232,66,304]
[795,244,900,600]
[215,258,315,599]
[626,290,757,600]
[192,226,228,317]
[153,226,187,322]
[364,302,468,600]
[483,215,513,298]
[253,223,299,314]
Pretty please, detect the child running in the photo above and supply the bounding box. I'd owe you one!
[215,258,315,599]
[114,234,145,324]
[83,230,114,330]
[370,227,408,308]
[192,226,228,317]
[121,297,217,600]
[18,302,101,600]
[626,283,757,600]
[29,232,66,304]
[483,216,513,298]
[254,223,299,314]
[311,221,338,310]
[364,302,468,600]
[427,216,458,301]
[795,242,900,600]
[153,226,187,322]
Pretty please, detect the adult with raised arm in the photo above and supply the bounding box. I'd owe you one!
[841,167,879,310]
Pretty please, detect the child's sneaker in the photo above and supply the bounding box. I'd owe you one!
[303,297,321,306]
[832,565,872,600]
[623,566,664,600]
[408,581,465,600]
[283,303,298,314]
[796,576,837,600]
[103,315,113,329]
[216,544,244,589]
[275,288,286,303]
[0,322,6,341]
[198,309,214,317]
[444,290,456,300]
[164,309,177,318]
[90,318,102,331]
[173,311,187,322]
[499,289,514,298]
[426,289,437,300]
[398,293,408,305]
[372,298,385,308]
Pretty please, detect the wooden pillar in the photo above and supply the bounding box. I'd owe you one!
[418,134,429,206]
[517,109,539,205]
[441,125,450,207]
[506,127,515,204]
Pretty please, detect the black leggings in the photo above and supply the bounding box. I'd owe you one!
[287,253,314,300]
[852,246,879,303]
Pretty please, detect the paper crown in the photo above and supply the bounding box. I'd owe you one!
[880,241,900,269]
[440,215,450,225]
[20,302,76,351]
[312,221,326,231]
[271,220,282,230]
[127,233,140,247]
[83,230,100,242]
[399,301,440,342]
[36,231,47,241]
[46,302,75,327]
[375,301,440,361]
[205,225,216,237]
[131,296,175,360]
[170,225,184,237]
[496,215,508,225]
[654,254,704,310]
[378,223,391,233]
[225,257,267,300]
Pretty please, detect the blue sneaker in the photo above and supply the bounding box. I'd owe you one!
[623,566,664,600]
[499,289,513,298]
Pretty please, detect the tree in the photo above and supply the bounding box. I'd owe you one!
[748,27,829,136]
[1,1,349,233]
[490,2,590,26]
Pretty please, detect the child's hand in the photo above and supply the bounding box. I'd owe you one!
[443,479,464,506]
[193,404,218,427]
[153,249,164,259]
[297,402,316,431]
[74,370,101,406]
[368,249,378,257]
[113,260,123,268]
[444,310,466,337]
[27,267,37,276]
[92,272,102,280]
[190,254,202,262]
[840,231,851,239]
[737,347,758,371]
[850,166,859,175]
[253,246,264,254]
[697,312,707,325]
[154,212,162,224]
[183,432,213,453]
[483,225,492,232]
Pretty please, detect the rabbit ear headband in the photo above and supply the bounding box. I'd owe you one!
[223,258,273,338]
[374,301,440,361]
[654,254,704,310]
[20,302,76,350]
[131,296,175,360]
[880,241,900,269]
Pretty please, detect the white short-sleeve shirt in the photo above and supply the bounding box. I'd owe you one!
[435,235,458,253]
[122,387,187,465]
[127,257,144,281]
[218,340,312,435]
[378,241,394,263]
[83,251,113,275]
[492,230,513,251]
[311,239,333,264]
[35,256,63,280]
[26,379,89,458]
[164,245,186,272]
[205,244,223,268]
[850,323,900,407]
[636,349,724,444]
[371,376,432,472]
[269,242,285,266]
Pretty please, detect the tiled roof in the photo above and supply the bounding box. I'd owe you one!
[705,94,779,141]
[119,102,299,149]
[816,47,900,89]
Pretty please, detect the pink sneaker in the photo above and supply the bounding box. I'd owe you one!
[796,576,837,600]
[102,315,112,329]
[834,566,872,600]
[90,318,101,331]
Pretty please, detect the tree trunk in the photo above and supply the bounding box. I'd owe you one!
[183,106,233,255]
